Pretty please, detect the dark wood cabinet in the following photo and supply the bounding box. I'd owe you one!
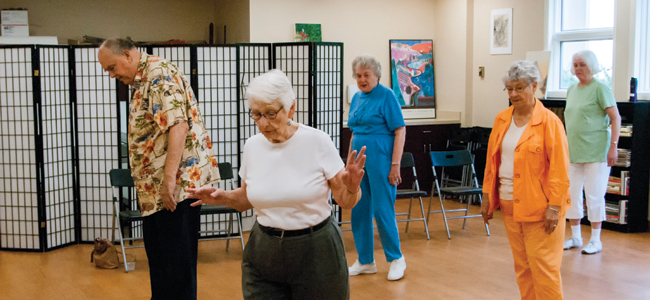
[542,99,650,233]
[341,123,461,194]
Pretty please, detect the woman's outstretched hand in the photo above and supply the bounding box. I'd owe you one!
[188,186,223,206]
[343,146,367,192]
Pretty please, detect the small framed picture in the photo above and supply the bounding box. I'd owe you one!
[490,8,513,55]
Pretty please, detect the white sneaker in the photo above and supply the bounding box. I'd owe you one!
[387,256,406,281]
[563,237,583,250]
[581,240,603,255]
[348,260,376,276]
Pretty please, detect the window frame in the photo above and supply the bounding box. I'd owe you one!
[634,0,650,100]
[546,0,615,99]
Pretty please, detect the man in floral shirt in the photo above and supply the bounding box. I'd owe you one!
[98,38,219,299]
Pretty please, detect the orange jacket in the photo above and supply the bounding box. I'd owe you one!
[482,99,571,222]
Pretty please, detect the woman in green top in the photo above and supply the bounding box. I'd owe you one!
[563,50,621,255]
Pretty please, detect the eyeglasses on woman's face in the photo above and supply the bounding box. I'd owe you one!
[249,106,284,120]
[503,83,530,94]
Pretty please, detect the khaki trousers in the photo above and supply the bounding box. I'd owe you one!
[501,200,565,300]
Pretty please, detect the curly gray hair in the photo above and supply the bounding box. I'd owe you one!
[351,55,382,79]
[502,60,541,86]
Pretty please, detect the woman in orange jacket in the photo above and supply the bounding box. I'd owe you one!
[481,60,571,300]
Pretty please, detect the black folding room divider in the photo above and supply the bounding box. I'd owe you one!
[0,42,344,251]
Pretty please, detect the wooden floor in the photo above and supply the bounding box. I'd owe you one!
[2,198,650,300]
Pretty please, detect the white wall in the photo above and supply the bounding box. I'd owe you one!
[433,0,470,125]
[470,0,546,127]
[249,0,437,118]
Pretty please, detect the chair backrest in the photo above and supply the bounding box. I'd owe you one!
[109,169,135,188]
[400,152,416,168]
[399,152,422,191]
[430,150,474,167]
[217,162,234,181]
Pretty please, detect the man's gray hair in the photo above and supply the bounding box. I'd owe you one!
[100,38,136,55]
[351,55,382,79]
[246,69,295,110]
[571,50,602,75]
[502,60,541,85]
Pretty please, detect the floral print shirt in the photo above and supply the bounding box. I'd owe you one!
[128,53,220,217]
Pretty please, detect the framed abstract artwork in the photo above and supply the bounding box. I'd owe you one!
[389,39,435,110]
[490,8,513,55]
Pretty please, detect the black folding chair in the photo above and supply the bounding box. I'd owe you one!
[428,150,490,239]
[198,162,245,251]
[396,152,430,240]
[109,169,143,273]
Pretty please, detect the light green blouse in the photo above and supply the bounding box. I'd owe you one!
[564,79,616,163]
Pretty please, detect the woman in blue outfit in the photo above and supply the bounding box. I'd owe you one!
[347,55,407,281]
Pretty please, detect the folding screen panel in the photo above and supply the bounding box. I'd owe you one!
[74,46,120,242]
[273,43,312,126]
[196,46,239,178]
[39,46,76,249]
[314,43,344,149]
[237,44,272,164]
[196,45,244,235]
[0,46,40,250]
[312,43,345,221]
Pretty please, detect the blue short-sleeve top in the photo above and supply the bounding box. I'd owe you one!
[348,84,405,135]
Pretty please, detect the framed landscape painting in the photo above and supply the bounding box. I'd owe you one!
[389,39,435,108]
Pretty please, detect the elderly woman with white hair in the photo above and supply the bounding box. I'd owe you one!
[563,50,621,255]
[347,55,407,281]
[188,69,366,299]
[481,60,570,299]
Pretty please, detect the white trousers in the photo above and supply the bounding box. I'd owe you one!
[566,162,610,222]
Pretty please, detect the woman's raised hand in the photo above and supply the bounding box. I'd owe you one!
[343,146,367,192]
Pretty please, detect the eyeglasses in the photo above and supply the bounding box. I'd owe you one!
[248,106,284,120]
[504,84,530,94]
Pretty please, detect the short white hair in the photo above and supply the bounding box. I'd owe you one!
[571,50,601,75]
[246,69,295,111]
[351,55,382,79]
[502,60,541,85]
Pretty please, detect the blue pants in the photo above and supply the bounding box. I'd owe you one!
[351,134,402,264]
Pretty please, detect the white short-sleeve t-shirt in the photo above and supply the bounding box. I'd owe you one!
[239,124,344,230]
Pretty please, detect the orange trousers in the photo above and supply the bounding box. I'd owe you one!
[500,200,565,300]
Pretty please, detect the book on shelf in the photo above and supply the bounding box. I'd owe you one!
[620,124,633,137]
[607,176,621,194]
[620,170,630,196]
[615,149,631,167]
[604,200,628,224]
